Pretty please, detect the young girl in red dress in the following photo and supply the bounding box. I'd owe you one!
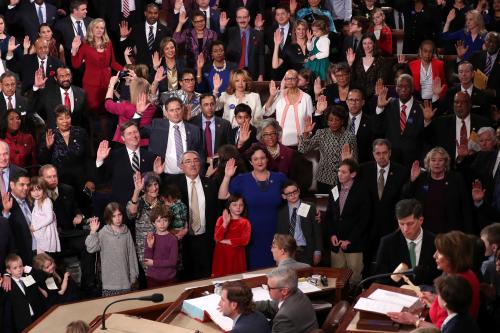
[212,195,251,277]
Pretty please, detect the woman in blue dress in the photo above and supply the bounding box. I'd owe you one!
[218,144,287,269]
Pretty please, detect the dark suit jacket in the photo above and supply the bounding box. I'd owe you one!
[231,311,271,333]
[375,229,440,286]
[264,21,294,79]
[325,178,371,252]
[96,146,156,208]
[470,50,500,98]
[353,113,374,163]
[219,0,264,20]
[189,114,231,157]
[255,290,318,333]
[0,218,14,272]
[374,98,425,166]
[121,22,171,68]
[54,15,93,65]
[145,119,204,165]
[444,86,492,118]
[360,161,409,246]
[6,275,46,333]
[5,1,58,42]
[426,114,491,164]
[224,26,265,80]
[7,54,63,94]
[8,199,33,266]
[441,312,480,333]
[53,183,83,236]
[276,201,322,265]
[30,84,87,128]
[105,0,145,33]
[230,124,258,152]
[0,93,29,117]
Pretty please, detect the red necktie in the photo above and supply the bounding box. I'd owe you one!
[64,92,71,113]
[239,32,246,69]
[205,120,212,157]
[400,104,407,134]
[460,120,467,146]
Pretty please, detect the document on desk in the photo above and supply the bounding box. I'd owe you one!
[368,289,419,308]
[298,281,322,293]
[182,293,233,331]
[252,286,272,302]
[354,297,404,315]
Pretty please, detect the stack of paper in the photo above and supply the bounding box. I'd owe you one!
[354,289,419,315]
[181,294,233,331]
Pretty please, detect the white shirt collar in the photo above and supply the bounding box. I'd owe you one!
[405,227,423,245]
[146,21,158,30]
[461,85,473,95]
[377,162,390,174]
[60,87,72,94]
[442,313,458,329]
[279,22,290,30]
[126,146,140,157]
[185,175,201,184]
[169,120,184,129]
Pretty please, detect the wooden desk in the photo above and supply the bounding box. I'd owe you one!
[26,267,350,333]
[336,283,424,333]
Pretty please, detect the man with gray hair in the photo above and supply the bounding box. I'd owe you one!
[255,267,318,333]
[0,141,25,197]
[478,127,497,152]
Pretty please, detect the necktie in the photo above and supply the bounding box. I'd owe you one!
[64,92,71,113]
[460,120,467,146]
[173,124,183,166]
[290,207,297,237]
[131,151,140,173]
[377,168,385,199]
[37,5,44,25]
[409,241,416,268]
[50,190,58,201]
[190,180,201,233]
[485,54,493,77]
[7,96,13,110]
[205,120,212,157]
[339,186,348,215]
[280,27,285,49]
[398,12,404,30]
[76,21,84,40]
[400,104,407,134]
[0,171,6,195]
[349,116,356,134]
[235,127,240,145]
[239,32,247,68]
[147,25,154,50]
[123,0,130,18]
[203,11,210,29]
[40,60,45,78]
[353,38,358,51]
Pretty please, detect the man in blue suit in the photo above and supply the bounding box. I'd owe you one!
[219,281,271,333]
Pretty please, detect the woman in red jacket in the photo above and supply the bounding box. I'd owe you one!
[369,8,393,56]
[71,18,123,139]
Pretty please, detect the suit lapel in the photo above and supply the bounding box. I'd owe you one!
[214,118,222,150]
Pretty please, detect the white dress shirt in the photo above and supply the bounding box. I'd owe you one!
[420,64,434,100]
[36,3,46,23]
[126,146,140,169]
[38,56,47,74]
[377,162,390,185]
[201,7,211,29]
[122,0,136,12]
[405,227,423,266]
[461,85,473,96]
[279,22,290,44]
[145,22,158,41]
[186,175,206,235]
[59,87,75,112]
[70,15,87,38]
[375,97,414,116]
[165,121,187,174]
[3,93,16,109]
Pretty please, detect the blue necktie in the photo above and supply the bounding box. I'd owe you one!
[37,5,44,25]
[76,21,85,40]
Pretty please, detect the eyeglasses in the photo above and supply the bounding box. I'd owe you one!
[262,132,277,138]
[347,98,362,103]
[236,15,249,19]
[192,19,205,24]
[182,78,195,82]
[283,189,299,197]
[182,158,200,165]
[264,284,286,291]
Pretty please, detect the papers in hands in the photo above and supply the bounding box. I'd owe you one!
[354,297,404,315]
[368,289,419,308]
[45,277,59,290]
[21,275,36,287]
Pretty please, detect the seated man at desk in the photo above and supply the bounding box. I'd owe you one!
[219,281,271,333]
[271,234,310,269]
[255,267,318,333]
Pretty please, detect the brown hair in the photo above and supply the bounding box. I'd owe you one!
[150,204,172,227]
[29,176,49,208]
[434,231,473,273]
[221,280,255,315]
[65,320,89,333]
[480,223,500,247]
[434,274,472,313]
[226,69,252,95]
[272,234,297,258]
[103,202,123,225]
[33,253,62,284]
[5,253,22,269]
[129,77,150,105]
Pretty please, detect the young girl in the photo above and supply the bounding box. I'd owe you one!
[32,253,79,306]
[144,205,178,287]
[211,195,251,277]
[304,19,330,81]
[85,203,139,297]
[369,8,393,56]
[29,177,60,255]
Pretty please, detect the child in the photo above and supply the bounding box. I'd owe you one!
[480,223,500,276]
[32,253,79,306]
[4,254,46,333]
[212,195,251,277]
[143,205,178,287]
[231,103,258,152]
[29,177,60,255]
[305,19,330,81]
[85,203,139,297]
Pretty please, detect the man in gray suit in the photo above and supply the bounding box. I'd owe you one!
[271,234,310,269]
[255,267,318,333]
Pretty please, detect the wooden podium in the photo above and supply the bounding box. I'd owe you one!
[89,314,197,333]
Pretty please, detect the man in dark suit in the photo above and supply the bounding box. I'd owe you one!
[375,74,433,167]
[326,159,370,285]
[6,38,64,94]
[221,7,264,81]
[230,103,258,151]
[105,0,145,38]
[443,61,492,118]
[219,0,264,22]
[2,170,33,266]
[470,32,500,100]
[31,66,87,129]
[375,199,440,286]
[276,180,321,266]
[95,121,157,210]
[165,151,218,280]
[264,4,293,80]
[189,94,231,163]
[255,267,318,333]
[219,280,271,333]
[360,139,409,275]
[0,72,30,119]
[161,0,196,29]
[347,89,373,163]
[5,0,58,42]
[120,3,171,69]
[146,97,204,175]
[427,91,491,165]
[196,0,220,32]
[341,16,369,59]
[0,142,26,195]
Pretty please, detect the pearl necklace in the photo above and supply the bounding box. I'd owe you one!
[213,61,227,73]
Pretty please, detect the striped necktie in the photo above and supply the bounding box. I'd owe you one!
[131,151,140,173]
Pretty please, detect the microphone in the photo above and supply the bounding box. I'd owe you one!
[101,293,164,330]
[349,269,416,301]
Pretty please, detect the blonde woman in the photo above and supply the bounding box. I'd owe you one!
[368,8,392,56]
[214,69,263,127]
[442,9,487,60]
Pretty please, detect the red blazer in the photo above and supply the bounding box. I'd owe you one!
[104,99,156,146]
[408,58,448,99]
[2,132,37,172]
[369,25,392,56]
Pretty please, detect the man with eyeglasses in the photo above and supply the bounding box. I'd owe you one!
[346,89,374,163]
[255,267,318,333]
[159,69,201,120]
[341,16,369,60]
[276,180,321,266]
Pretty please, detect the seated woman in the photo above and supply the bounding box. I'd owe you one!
[324,62,352,110]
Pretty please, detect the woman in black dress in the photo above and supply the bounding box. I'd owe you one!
[272,19,308,74]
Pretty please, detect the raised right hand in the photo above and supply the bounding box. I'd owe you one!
[45,128,55,149]
[410,160,421,182]
[222,209,231,227]
[96,140,111,162]
[346,48,356,66]
[213,73,222,91]
[269,80,279,97]
[7,36,19,53]
[1,192,12,213]
[146,232,155,248]
[34,67,47,88]
[446,8,456,23]
[133,171,144,192]
[273,29,283,46]
[219,12,230,29]
[377,86,390,108]
[89,217,100,233]
[119,21,131,38]
[224,158,237,178]
[71,36,81,51]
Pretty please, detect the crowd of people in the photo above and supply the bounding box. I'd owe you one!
[0,0,498,332]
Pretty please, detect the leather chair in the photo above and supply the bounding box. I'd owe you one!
[321,300,350,333]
